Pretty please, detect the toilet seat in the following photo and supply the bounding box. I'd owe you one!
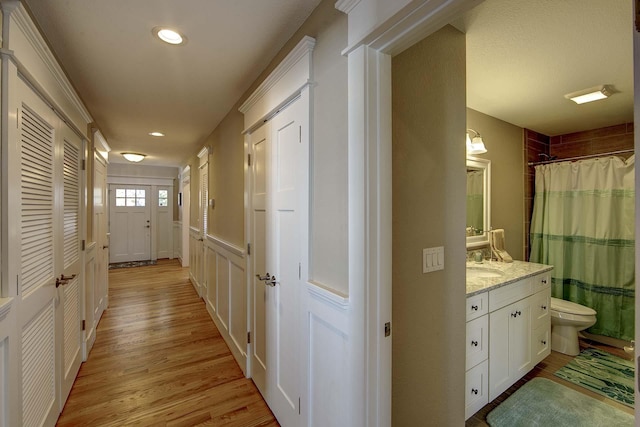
[550,297,596,316]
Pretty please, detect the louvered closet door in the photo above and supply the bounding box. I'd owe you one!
[58,125,83,406]
[17,80,60,427]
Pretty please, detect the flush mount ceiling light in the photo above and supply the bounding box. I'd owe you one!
[122,152,146,163]
[152,27,186,45]
[565,85,611,104]
[466,129,487,156]
[149,131,165,137]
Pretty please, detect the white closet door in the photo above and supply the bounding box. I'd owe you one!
[18,80,60,427]
[58,128,83,405]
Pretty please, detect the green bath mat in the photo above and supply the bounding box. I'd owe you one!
[554,348,634,408]
[486,378,634,426]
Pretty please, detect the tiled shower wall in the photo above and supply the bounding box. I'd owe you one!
[523,123,634,260]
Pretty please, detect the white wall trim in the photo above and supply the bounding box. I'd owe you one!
[206,234,245,258]
[335,0,361,14]
[197,146,209,167]
[307,281,349,310]
[189,226,200,234]
[239,36,316,131]
[0,298,12,322]
[107,176,174,186]
[93,130,110,162]
[180,165,191,179]
[9,3,92,126]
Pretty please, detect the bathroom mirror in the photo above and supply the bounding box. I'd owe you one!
[466,157,491,248]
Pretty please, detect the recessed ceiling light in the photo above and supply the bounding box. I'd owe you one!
[149,132,165,137]
[152,27,186,45]
[565,85,611,104]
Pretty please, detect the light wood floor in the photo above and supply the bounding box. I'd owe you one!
[466,340,635,426]
[56,259,279,427]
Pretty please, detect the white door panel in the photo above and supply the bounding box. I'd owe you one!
[109,185,151,263]
[250,95,307,426]
[18,79,60,427]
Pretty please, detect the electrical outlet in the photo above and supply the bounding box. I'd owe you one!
[423,246,444,273]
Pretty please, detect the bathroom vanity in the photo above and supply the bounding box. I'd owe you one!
[465,260,553,420]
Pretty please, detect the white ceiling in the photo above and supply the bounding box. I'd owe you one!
[23,0,322,166]
[456,0,633,136]
[22,0,634,168]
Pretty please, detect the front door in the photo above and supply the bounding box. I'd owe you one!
[109,185,151,263]
[252,95,307,426]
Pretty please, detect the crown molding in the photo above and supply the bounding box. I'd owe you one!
[335,0,361,14]
[10,3,93,124]
[239,36,316,115]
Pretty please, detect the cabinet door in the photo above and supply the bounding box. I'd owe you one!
[509,298,532,379]
[489,305,510,401]
[465,360,488,420]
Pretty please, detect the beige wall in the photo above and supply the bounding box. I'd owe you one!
[186,0,349,293]
[467,108,525,260]
[392,25,467,425]
[202,110,245,247]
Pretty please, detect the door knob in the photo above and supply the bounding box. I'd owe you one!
[267,276,278,287]
[256,273,272,281]
[103,245,109,249]
[60,274,76,281]
[55,277,68,288]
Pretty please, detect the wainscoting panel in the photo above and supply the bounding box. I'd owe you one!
[216,254,230,331]
[0,337,6,427]
[173,221,182,261]
[306,283,350,427]
[188,228,203,295]
[203,236,247,374]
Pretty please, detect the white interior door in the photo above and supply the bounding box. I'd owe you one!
[251,96,307,426]
[93,154,108,336]
[57,125,83,405]
[109,185,151,263]
[17,78,60,427]
[250,124,268,395]
[156,186,173,259]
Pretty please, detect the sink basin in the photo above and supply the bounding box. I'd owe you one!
[467,266,504,279]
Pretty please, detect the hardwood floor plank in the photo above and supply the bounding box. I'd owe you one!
[57,259,278,427]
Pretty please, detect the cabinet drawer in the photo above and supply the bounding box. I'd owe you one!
[531,289,550,328]
[531,272,551,294]
[532,324,551,365]
[489,279,531,312]
[466,292,488,321]
[466,315,488,370]
[465,360,488,420]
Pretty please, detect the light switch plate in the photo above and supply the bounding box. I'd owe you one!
[423,246,444,273]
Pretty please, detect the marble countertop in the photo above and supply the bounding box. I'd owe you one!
[466,260,553,297]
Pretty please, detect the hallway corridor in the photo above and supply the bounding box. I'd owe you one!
[56,259,278,426]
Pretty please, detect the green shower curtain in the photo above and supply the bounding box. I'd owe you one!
[530,155,635,341]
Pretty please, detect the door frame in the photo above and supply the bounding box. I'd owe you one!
[241,36,315,424]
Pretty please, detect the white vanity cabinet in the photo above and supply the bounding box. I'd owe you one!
[465,268,552,419]
[488,272,551,401]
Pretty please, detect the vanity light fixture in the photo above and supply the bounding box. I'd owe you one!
[149,131,165,137]
[466,129,487,155]
[565,85,611,104]
[152,27,187,46]
[122,152,146,163]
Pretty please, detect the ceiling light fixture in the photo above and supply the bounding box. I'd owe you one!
[466,129,487,156]
[122,152,146,163]
[152,27,186,45]
[565,85,611,104]
[149,132,165,137]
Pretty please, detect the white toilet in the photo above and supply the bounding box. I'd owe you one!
[550,297,597,356]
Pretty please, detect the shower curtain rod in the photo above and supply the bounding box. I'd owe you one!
[527,149,635,167]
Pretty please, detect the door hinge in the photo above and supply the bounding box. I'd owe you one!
[247,331,251,344]
[81,159,86,171]
[81,239,86,251]
[299,126,302,143]
[82,320,86,331]
[298,263,301,279]
[248,153,251,166]
[299,397,301,415]
[247,243,251,256]
[385,321,391,337]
